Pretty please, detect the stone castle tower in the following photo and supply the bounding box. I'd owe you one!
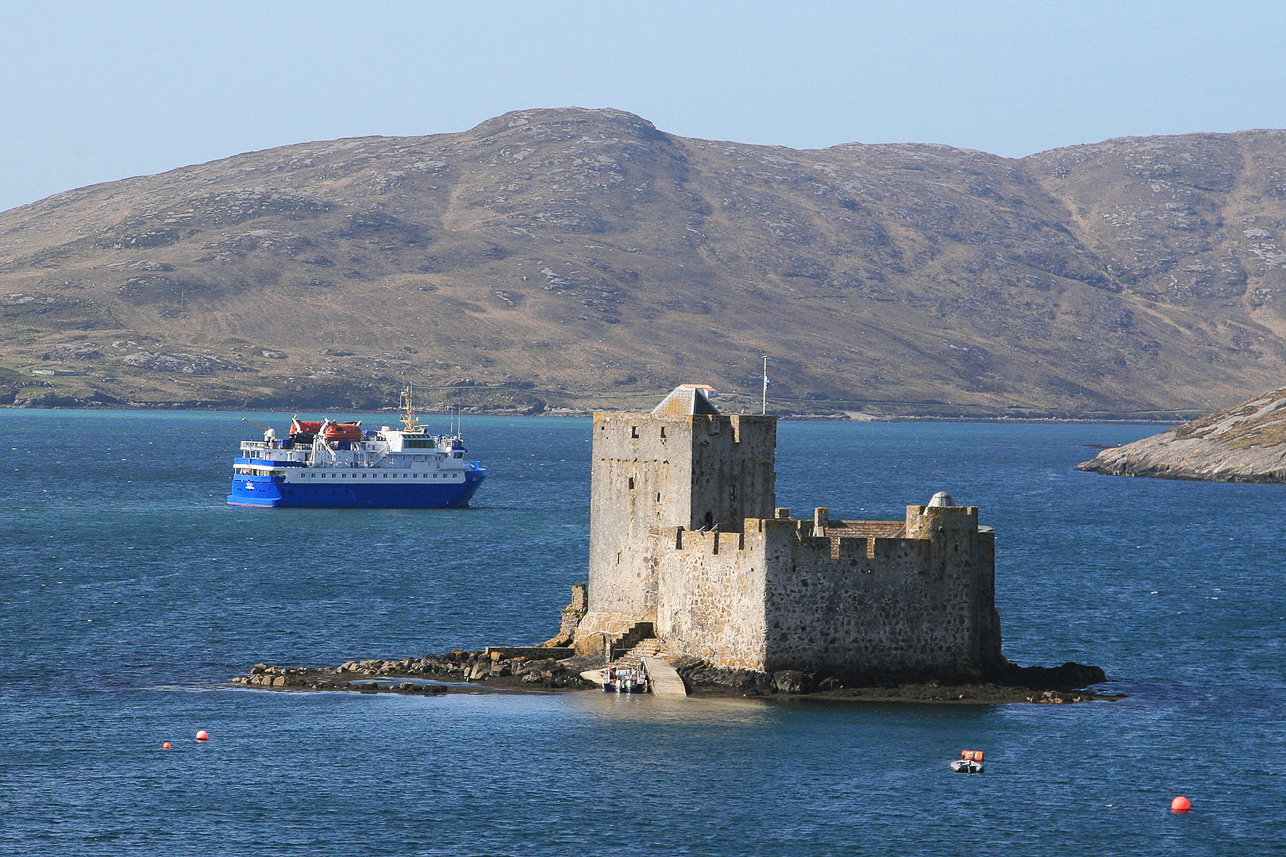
[574,385,1004,677]
[577,384,776,640]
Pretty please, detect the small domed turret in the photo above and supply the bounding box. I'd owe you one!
[927,491,954,508]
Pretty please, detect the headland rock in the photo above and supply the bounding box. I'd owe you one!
[1078,386,1286,482]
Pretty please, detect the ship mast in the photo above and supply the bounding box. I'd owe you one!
[399,384,418,431]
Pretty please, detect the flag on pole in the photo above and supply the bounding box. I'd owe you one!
[761,355,769,415]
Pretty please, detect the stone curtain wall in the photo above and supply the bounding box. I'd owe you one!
[650,507,1001,675]
[654,523,770,670]
[759,505,998,675]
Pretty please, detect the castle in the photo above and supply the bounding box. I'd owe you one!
[571,385,1004,678]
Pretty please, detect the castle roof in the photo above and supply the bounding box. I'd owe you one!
[652,384,721,416]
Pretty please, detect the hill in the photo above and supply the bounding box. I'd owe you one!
[3,108,1286,415]
[1077,387,1286,481]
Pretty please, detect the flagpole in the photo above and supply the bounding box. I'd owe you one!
[761,355,768,415]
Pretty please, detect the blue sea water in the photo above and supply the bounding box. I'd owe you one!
[1,410,1283,855]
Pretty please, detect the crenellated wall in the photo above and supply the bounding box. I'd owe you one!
[650,510,1000,674]
[760,506,999,674]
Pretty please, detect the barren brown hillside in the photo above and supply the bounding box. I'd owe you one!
[2,108,1285,415]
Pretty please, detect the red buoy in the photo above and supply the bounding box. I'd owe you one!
[162,742,171,749]
[1171,796,1191,813]
[195,730,209,742]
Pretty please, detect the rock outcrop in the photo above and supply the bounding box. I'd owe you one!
[1078,387,1286,481]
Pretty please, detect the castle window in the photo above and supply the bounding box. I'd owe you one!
[628,477,635,489]
[631,426,638,438]
[660,426,666,438]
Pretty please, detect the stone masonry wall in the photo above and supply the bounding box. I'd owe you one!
[652,508,999,675]
[584,412,693,626]
[762,505,997,674]
[688,415,776,532]
[654,524,769,670]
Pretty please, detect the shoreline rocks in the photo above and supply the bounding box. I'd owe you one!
[232,653,1120,704]
[231,651,589,694]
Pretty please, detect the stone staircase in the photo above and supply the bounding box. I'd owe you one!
[605,621,655,663]
[609,637,663,668]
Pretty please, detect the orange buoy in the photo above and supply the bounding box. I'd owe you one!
[195,730,209,742]
[1171,796,1191,813]
[162,742,171,749]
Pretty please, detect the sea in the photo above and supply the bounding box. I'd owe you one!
[1,410,1283,856]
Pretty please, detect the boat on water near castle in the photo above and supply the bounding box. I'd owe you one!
[227,393,485,508]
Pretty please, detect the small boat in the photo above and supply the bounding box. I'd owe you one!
[601,665,648,694]
[950,750,984,773]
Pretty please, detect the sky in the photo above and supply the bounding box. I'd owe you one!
[2,0,1285,213]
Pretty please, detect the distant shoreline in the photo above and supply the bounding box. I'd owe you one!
[0,403,1182,425]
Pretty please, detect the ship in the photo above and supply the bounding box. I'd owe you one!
[227,391,486,508]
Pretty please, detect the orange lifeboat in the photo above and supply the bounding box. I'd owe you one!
[323,422,363,442]
[290,419,322,435]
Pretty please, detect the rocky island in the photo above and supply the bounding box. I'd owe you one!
[1078,386,1286,482]
[235,384,1117,705]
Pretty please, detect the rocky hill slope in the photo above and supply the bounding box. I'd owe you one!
[3,108,1286,415]
[1078,387,1286,481]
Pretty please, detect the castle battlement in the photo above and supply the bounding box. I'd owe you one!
[574,386,1003,675]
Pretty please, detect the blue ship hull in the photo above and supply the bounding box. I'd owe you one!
[227,466,486,508]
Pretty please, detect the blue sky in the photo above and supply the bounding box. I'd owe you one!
[2,1,1284,212]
